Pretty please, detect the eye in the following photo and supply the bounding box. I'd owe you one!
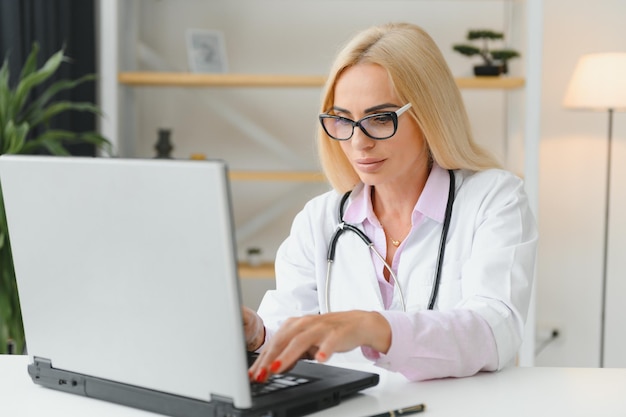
[368,113,394,125]
[333,117,353,126]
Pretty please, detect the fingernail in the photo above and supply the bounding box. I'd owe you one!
[255,367,268,382]
[248,370,253,379]
[270,360,281,373]
[316,351,327,361]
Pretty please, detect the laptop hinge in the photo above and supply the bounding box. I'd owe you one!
[28,357,87,396]
[208,392,236,406]
[209,394,262,417]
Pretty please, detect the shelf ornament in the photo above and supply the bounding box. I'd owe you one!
[453,29,520,76]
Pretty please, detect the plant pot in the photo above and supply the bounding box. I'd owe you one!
[473,65,502,77]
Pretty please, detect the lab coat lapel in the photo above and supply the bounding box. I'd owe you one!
[325,228,383,312]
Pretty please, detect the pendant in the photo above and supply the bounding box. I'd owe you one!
[391,238,401,247]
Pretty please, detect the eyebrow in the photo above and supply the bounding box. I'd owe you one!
[331,103,401,116]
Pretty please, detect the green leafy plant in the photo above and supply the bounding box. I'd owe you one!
[0,43,111,354]
[453,29,520,75]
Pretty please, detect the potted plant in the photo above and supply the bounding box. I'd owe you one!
[0,43,111,354]
[453,29,520,76]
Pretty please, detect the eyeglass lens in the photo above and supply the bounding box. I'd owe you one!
[320,103,411,141]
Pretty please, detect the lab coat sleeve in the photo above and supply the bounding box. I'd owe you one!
[256,191,337,339]
[365,171,537,380]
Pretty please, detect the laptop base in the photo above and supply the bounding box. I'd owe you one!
[28,357,378,417]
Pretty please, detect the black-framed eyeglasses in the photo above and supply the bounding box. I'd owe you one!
[319,103,412,141]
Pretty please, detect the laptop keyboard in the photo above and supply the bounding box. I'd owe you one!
[247,352,316,397]
[250,373,313,397]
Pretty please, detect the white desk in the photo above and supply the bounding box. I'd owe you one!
[2,354,626,417]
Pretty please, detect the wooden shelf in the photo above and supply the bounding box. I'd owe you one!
[118,72,326,88]
[229,170,325,182]
[119,72,525,90]
[238,262,275,279]
[456,76,525,89]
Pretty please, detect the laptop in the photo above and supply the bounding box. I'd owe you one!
[0,155,379,417]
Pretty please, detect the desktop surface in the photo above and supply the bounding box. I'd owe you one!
[2,355,626,417]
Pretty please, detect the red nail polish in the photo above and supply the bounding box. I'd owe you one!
[255,368,268,382]
[270,360,281,373]
[317,352,327,361]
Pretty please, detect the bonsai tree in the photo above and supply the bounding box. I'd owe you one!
[453,29,520,76]
[0,43,111,354]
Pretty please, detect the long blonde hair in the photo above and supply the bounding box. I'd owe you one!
[318,22,501,193]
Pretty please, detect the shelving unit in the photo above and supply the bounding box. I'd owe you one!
[104,21,531,281]
[237,262,276,279]
[229,171,324,182]
[118,71,525,90]
[118,72,326,88]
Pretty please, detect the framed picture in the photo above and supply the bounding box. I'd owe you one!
[185,29,228,73]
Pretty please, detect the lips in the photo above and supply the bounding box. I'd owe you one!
[354,157,386,173]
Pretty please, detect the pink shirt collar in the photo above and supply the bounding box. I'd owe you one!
[343,162,451,225]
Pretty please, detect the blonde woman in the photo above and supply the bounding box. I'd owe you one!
[244,22,537,382]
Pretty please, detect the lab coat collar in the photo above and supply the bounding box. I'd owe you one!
[343,162,450,225]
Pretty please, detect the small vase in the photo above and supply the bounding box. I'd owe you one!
[154,129,173,158]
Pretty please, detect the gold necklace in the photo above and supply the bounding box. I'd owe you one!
[380,223,409,247]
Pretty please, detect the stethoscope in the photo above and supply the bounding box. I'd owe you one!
[325,169,456,312]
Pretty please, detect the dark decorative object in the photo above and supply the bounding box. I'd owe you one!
[154,129,173,158]
[453,30,520,76]
[246,247,262,267]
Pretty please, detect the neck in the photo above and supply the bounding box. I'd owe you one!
[371,166,430,221]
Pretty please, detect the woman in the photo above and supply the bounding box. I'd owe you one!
[244,22,537,383]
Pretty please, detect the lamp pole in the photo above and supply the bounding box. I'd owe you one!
[600,108,613,368]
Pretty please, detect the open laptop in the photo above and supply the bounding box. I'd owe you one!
[0,155,379,417]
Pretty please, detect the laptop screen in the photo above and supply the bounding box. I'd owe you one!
[0,156,254,408]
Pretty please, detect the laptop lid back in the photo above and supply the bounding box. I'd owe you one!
[0,155,253,408]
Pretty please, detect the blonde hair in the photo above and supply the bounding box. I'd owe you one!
[318,22,501,193]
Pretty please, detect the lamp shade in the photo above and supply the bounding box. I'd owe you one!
[563,52,626,111]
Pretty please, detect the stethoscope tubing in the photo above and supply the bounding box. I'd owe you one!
[428,169,455,310]
[325,222,407,312]
[325,169,455,313]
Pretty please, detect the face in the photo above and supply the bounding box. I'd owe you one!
[331,63,429,189]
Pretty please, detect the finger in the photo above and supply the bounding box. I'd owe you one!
[249,318,299,382]
[263,319,329,375]
[249,348,270,382]
[314,330,345,362]
[303,346,319,360]
[250,316,319,379]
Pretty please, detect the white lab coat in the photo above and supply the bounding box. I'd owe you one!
[257,168,537,374]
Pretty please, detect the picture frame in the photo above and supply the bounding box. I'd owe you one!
[185,29,228,73]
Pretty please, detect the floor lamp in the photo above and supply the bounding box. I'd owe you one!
[563,52,626,368]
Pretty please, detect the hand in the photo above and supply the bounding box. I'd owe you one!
[242,306,265,352]
[248,311,391,382]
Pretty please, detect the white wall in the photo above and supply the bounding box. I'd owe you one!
[535,0,626,367]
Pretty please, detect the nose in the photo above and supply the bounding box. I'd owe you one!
[350,125,375,151]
